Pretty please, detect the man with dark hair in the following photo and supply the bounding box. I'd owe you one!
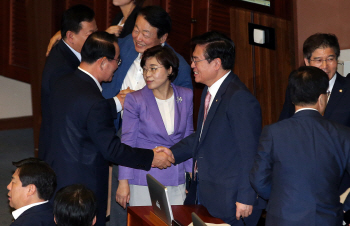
[54,184,97,226]
[279,33,350,198]
[158,31,264,225]
[101,6,193,226]
[40,4,98,160]
[279,33,350,127]
[47,31,174,226]
[250,66,350,226]
[7,158,56,226]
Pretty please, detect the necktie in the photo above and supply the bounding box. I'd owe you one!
[203,91,211,124]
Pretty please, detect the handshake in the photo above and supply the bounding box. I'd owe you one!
[151,147,174,169]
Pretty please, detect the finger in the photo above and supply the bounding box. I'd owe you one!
[236,209,241,220]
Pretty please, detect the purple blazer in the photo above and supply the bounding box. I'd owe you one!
[119,84,193,186]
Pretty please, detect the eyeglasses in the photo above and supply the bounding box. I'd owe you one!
[191,57,208,65]
[108,57,122,66]
[309,58,336,66]
[143,66,164,75]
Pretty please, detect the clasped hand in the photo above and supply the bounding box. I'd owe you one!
[151,146,175,169]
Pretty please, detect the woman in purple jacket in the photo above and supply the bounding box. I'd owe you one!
[116,45,193,208]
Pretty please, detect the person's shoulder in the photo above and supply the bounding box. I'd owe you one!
[173,84,193,97]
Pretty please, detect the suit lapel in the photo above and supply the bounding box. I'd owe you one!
[325,73,347,117]
[199,73,233,144]
[169,85,181,141]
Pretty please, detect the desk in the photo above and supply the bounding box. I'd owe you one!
[127,205,225,226]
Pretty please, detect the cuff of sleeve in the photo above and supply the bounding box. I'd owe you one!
[113,96,122,113]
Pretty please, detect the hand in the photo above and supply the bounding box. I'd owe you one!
[154,146,175,160]
[116,179,130,209]
[106,25,123,37]
[236,202,253,220]
[46,30,62,56]
[151,147,175,169]
[116,87,134,109]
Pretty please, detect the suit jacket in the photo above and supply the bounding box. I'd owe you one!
[171,72,263,222]
[250,110,350,226]
[279,72,350,195]
[10,202,55,226]
[119,84,193,186]
[101,34,193,130]
[47,69,154,226]
[39,40,80,160]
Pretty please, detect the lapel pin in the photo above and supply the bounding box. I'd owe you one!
[339,89,343,93]
[216,99,218,102]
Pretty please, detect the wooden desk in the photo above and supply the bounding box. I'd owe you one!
[127,205,225,226]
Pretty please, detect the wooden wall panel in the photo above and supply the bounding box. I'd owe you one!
[229,7,254,93]
[253,13,294,125]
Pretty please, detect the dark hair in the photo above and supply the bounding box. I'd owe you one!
[192,31,235,70]
[61,4,95,39]
[81,31,119,64]
[289,66,329,106]
[138,6,171,39]
[303,33,340,61]
[13,158,56,200]
[54,184,97,226]
[141,45,179,82]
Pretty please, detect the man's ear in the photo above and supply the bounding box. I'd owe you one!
[160,33,168,44]
[213,58,222,70]
[66,31,75,44]
[92,216,97,225]
[304,58,310,66]
[99,57,107,70]
[27,184,37,197]
[54,216,57,224]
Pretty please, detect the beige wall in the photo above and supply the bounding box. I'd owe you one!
[294,0,350,65]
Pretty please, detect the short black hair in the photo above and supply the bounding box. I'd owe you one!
[81,31,119,64]
[192,31,235,70]
[303,33,340,61]
[13,158,56,200]
[138,6,171,39]
[54,184,97,226]
[141,45,179,82]
[61,4,95,39]
[289,66,329,106]
[134,0,145,7]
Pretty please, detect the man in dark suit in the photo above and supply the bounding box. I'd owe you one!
[7,158,56,226]
[279,33,350,196]
[39,4,98,160]
[250,66,350,226]
[54,184,97,226]
[47,31,174,226]
[279,33,350,126]
[159,31,264,225]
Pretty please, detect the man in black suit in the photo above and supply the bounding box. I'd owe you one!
[251,66,350,226]
[47,31,174,226]
[54,184,97,226]
[159,31,264,225]
[7,158,56,226]
[39,4,98,160]
[279,33,350,196]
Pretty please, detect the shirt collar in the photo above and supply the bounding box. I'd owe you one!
[62,39,81,62]
[207,71,231,98]
[328,72,336,93]
[78,67,102,92]
[12,200,48,220]
[295,108,319,114]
